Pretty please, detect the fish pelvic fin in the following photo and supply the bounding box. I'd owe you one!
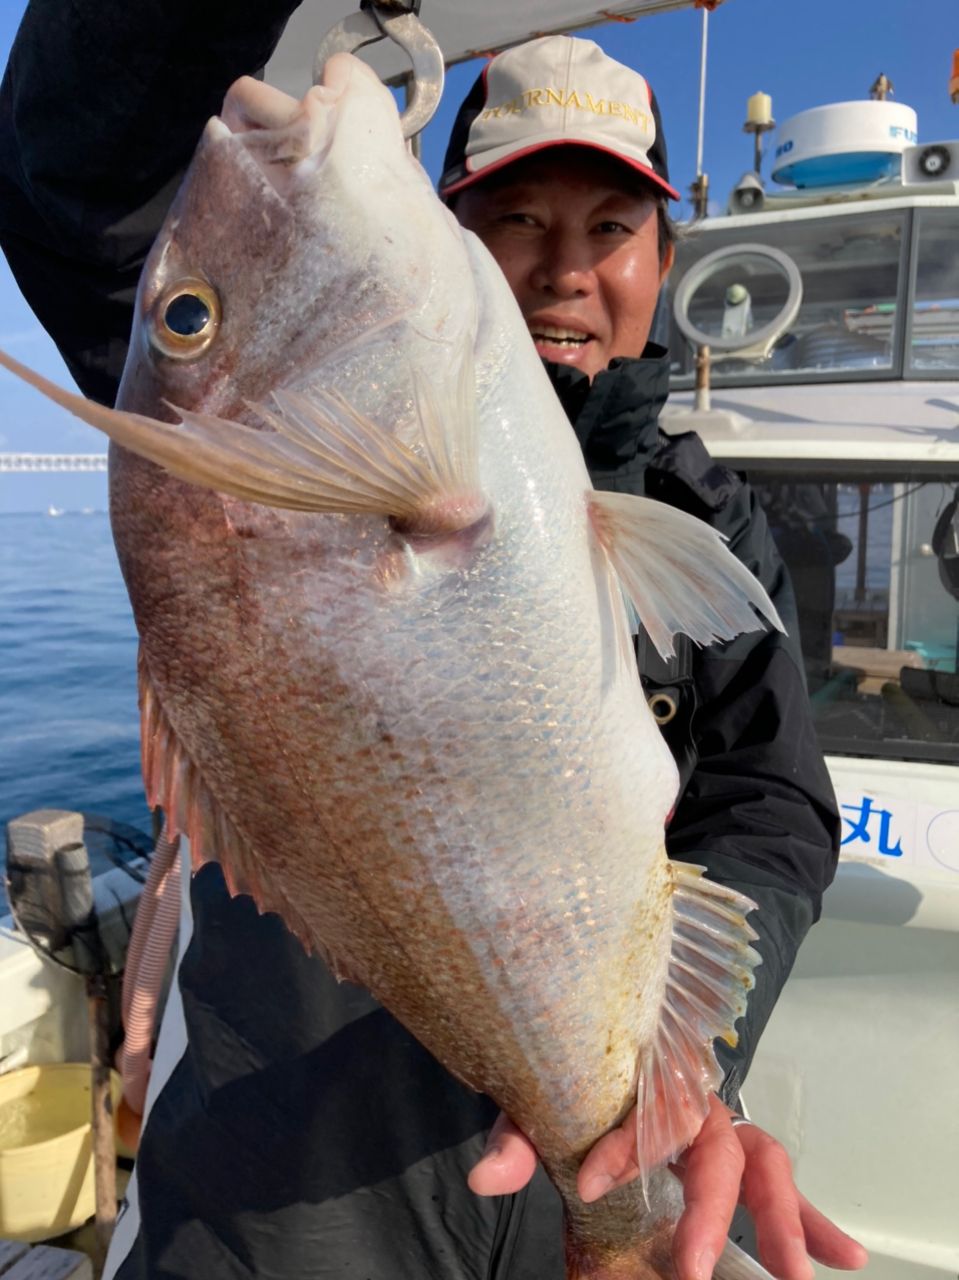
[586,490,784,661]
[634,864,761,1196]
[0,343,487,534]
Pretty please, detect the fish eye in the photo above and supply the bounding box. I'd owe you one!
[166,293,211,336]
[150,279,221,359]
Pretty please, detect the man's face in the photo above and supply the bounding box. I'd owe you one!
[453,148,674,381]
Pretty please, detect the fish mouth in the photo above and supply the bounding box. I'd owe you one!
[213,55,355,196]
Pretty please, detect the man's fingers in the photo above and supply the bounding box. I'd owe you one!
[739,1125,867,1279]
[738,1127,812,1280]
[467,1113,538,1196]
[798,1193,869,1271]
[577,1108,640,1202]
[672,1098,745,1280]
[467,1102,868,1280]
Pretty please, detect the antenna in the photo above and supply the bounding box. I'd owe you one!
[743,92,775,175]
[690,7,710,220]
[869,73,894,101]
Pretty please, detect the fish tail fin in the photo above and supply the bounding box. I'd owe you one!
[634,864,761,1197]
[714,1239,778,1280]
[587,489,784,660]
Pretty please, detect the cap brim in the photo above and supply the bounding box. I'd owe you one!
[440,138,681,202]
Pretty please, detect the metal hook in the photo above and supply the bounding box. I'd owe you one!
[312,1,445,140]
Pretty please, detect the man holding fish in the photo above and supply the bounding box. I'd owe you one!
[0,4,867,1279]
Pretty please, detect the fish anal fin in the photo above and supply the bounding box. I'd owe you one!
[587,490,784,661]
[138,653,316,949]
[634,863,761,1192]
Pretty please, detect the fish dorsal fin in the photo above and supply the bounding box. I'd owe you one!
[138,652,316,953]
[634,863,760,1194]
[587,490,784,660]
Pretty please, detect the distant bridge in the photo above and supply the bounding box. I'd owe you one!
[0,453,108,473]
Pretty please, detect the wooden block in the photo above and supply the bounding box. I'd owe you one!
[0,1242,30,1276]
[3,1245,92,1280]
[832,644,925,682]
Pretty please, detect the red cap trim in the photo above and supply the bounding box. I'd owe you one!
[440,138,681,201]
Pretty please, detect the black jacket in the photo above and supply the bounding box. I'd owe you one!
[548,354,839,1103]
[0,5,839,1277]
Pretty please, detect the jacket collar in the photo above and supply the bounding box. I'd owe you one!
[543,342,670,473]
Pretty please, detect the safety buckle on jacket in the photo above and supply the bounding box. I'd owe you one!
[312,1,445,140]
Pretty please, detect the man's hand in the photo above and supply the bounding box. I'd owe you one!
[468,1096,868,1280]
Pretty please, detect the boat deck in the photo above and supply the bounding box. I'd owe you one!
[0,1241,91,1280]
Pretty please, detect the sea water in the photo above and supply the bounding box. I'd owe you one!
[0,511,150,910]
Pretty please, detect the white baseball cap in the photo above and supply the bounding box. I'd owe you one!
[439,35,679,201]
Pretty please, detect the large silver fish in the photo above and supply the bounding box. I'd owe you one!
[1,53,783,1279]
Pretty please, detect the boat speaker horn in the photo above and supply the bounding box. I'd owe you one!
[901,141,957,183]
[728,172,765,213]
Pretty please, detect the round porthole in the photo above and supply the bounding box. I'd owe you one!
[648,692,678,725]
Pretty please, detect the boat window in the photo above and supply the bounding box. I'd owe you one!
[668,212,906,386]
[746,469,959,765]
[908,208,959,375]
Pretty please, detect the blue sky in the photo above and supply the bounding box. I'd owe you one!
[1,0,956,511]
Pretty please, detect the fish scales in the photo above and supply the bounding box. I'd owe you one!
[0,52,782,1280]
[119,442,674,1156]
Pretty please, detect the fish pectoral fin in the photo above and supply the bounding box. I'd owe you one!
[587,490,784,660]
[236,349,488,534]
[634,864,760,1192]
[0,343,487,530]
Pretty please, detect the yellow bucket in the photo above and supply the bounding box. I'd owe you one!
[0,1063,121,1243]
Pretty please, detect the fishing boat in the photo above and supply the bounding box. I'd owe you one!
[659,74,959,1280]
[1,2,956,1275]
